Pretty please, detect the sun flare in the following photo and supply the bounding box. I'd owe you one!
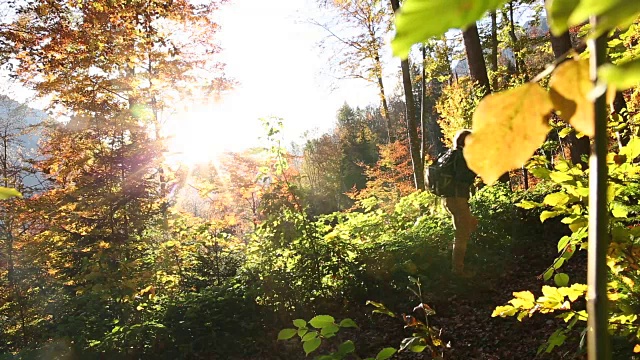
[164,106,227,167]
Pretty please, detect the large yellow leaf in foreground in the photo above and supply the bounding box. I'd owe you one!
[465,83,553,185]
[549,59,594,137]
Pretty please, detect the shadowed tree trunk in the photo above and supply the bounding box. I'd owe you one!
[390,0,424,190]
[546,13,590,168]
[421,45,445,160]
[490,11,499,71]
[462,23,491,95]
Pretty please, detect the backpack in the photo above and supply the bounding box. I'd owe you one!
[426,149,475,197]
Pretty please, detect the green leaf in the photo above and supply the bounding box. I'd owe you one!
[543,192,570,207]
[529,166,551,179]
[592,3,640,38]
[303,337,321,355]
[509,291,536,310]
[320,324,339,338]
[277,328,297,340]
[309,315,335,329]
[559,283,587,302]
[554,273,570,287]
[557,127,573,138]
[339,318,358,328]
[338,340,356,355]
[492,305,518,317]
[392,0,507,58]
[376,347,397,360]
[557,236,570,252]
[553,257,566,270]
[611,202,629,218]
[367,300,396,317]
[545,329,567,353]
[517,200,540,209]
[549,170,574,183]
[620,137,640,161]
[568,0,640,37]
[301,331,318,342]
[399,336,423,352]
[599,59,640,90]
[543,267,554,281]
[293,319,307,328]
[540,210,559,223]
[0,187,22,200]
[546,0,580,35]
[298,328,308,338]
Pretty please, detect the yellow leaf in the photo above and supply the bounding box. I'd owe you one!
[0,187,22,200]
[635,344,640,353]
[549,59,594,137]
[465,83,552,185]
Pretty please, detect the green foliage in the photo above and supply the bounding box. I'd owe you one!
[435,79,485,148]
[392,0,507,58]
[0,187,21,199]
[495,136,640,356]
[369,277,446,358]
[278,315,360,358]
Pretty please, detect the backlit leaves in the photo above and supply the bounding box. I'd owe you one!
[546,0,580,35]
[547,0,640,37]
[375,347,397,360]
[278,328,297,340]
[554,273,570,287]
[599,59,640,90]
[391,0,506,58]
[549,59,595,137]
[303,337,322,355]
[464,83,552,185]
[0,187,22,200]
[309,315,335,328]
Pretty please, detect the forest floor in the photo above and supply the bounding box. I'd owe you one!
[271,220,589,360]
[354,228,588,360]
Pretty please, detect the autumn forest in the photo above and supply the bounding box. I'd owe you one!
[0,0,639,359]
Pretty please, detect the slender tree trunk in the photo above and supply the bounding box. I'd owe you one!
[504,2,529,80]
[490,11,499,72]
[374,55,393,143]
[421,45,428,161]
[462,23,491,95]
[550,30,572,60]
[391,0,424,190]
[420,45,445,160]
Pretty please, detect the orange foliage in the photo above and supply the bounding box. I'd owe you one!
[348,140,415,210]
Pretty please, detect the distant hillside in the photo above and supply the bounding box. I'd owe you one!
[0,95,48,191]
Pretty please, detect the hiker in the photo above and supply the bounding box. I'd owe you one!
[444,129,478,276]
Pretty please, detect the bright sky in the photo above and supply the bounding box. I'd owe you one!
[204,0,384,150]
[1,0,392,161]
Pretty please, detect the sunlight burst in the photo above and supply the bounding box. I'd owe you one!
[164,106,227,167]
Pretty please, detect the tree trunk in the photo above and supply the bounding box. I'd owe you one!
[391,0,424,190]
[421,45,445,160]
[546,10,590,169]
[490,11,499,72]
[462,23,491,95]
[550,30,572,60]
[376,72,393,143]
[506,2,527,78]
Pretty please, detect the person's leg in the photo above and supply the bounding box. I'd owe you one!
[444,197,469,274]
